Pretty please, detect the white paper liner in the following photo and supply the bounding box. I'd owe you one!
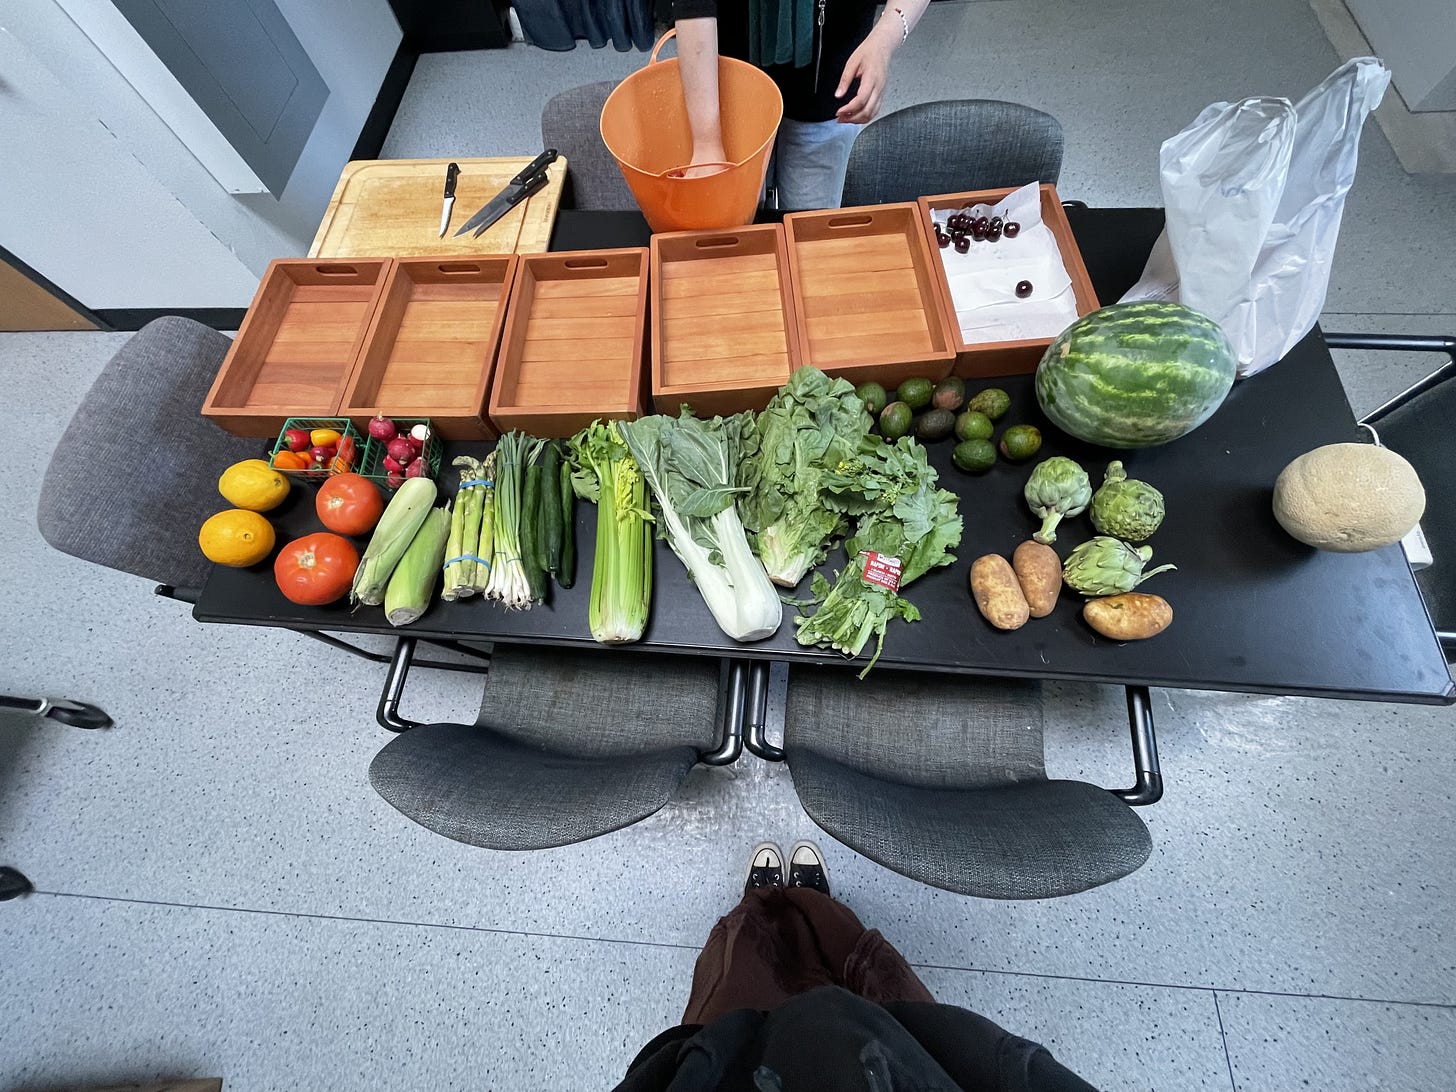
[930,182,1079,344]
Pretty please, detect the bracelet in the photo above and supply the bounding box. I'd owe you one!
[892,6,909,43]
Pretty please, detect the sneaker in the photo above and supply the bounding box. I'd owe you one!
[788,840,830,896]
[744,842,785,895]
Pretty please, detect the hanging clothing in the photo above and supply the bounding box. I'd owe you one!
[516,0,655,52]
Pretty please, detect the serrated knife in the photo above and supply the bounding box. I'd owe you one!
[454,149,558,238]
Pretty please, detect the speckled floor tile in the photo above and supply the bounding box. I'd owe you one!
[1218,991,1456,1091]
[0,894,695,1091]
[916,968,1233,1091]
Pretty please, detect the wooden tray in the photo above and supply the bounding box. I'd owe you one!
[309,156,568,258]
[918,184,1099,378]
[340,256,516,441]
[202,258,390,437]
[488,248,649,438]
[783,203,956,390]
[651,225,799,417]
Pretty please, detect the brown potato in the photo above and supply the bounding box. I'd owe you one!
[1012,540,1062,618]
[970,554,1030,631]
[1083,593,1173,641]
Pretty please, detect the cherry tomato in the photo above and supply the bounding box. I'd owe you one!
[273,532,359,605]
[315,473,384,536]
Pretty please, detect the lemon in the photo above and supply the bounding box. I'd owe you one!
[218,458,289,512]
[199,509,276,567]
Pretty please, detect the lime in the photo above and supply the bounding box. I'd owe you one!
[856,381,888,416]
[896,377,934,411]
[967,387,1012,421]
[999,424,1043,461]
[915,408,956,442]
[880,401,913,441]
[955,410,994,442]
[932,377,966,412]
[953,439,997,473]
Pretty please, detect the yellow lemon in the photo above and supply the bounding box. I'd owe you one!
[218,458,289,512]
[199,509,276,567]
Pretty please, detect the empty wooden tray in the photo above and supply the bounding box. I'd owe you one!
[651,225,799,417]
[202,259,390,437]
[488,249,649,438]
[918,184,1100,378]
[783,204,955,390]
[341,256,516,440]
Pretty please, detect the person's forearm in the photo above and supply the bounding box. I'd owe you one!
[870,0,930,53]
[675,17,725,163]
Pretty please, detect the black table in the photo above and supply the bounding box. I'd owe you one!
[195,208,1454,713]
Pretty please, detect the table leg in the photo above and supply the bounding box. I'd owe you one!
[375,636,492,733]
[700,661,746,766]
[1112,685,1163,806]
[742,661,783,761]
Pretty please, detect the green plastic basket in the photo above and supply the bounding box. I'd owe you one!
[359,417,443,491]
[267,417,364,482]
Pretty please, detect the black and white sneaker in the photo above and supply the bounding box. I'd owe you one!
[744,842,785,895]
[788,841,831,896]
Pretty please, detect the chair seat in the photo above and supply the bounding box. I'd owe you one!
[789,749,1153,900]
[370,722,702,851]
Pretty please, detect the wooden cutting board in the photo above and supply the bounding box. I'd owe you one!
[308,156,568,258]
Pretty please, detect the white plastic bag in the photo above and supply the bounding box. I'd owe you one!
[1123,58,1390,378]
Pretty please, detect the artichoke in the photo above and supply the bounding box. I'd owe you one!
[1090,461,1165,542]
[1024,457,1092,545]
[1063,536,1176,596]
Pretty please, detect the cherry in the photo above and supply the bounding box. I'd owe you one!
[1015,280,1033,298]
[1003,221,1021,238]
[936,231,951,249]
[987,224,1003,242]
[989,216,1004,232]
[970,222,987,241]
[953,236,971,253]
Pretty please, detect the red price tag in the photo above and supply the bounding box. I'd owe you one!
[861,551,903,592]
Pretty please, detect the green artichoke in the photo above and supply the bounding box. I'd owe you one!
[1024,457,1092,545]
[1090,461,1165,542]
[1063,536,1176,596]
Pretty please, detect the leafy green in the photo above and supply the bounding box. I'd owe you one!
[737,368,879,586]
[793,438,962,676]
[568,421,653,644]
[618,410,782,642]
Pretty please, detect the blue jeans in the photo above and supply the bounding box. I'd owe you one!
[767,118,863,210]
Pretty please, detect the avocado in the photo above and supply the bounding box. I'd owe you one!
[856,381,888,416]
[932,377,966,412]
[880,401,913,441]
[896,377,934,411]
[915,408,956,442]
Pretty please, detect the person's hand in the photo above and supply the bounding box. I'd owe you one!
[835,29,896,125]
[676,142,730,179]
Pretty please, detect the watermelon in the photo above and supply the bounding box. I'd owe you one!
[1035,302,1237,449]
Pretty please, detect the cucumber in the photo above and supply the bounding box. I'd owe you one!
[557,457,575,589]
[520,463,547,602]
[540,443,563,576]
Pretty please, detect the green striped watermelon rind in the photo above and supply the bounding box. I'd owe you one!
[1035,302,1238,449]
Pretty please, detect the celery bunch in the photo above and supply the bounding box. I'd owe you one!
[568,421,652,644]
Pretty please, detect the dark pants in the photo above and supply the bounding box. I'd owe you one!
[683,887,935,1026]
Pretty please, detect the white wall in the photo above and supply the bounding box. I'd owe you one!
[0,0,402,310]
[1347,0,1456,111]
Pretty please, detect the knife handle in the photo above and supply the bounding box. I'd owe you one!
[511,149,558,187]
[444,162,460,198]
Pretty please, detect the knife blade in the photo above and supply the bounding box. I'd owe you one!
[454,149,558,238]
[438,162,460,237]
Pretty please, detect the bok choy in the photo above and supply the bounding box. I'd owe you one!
[618,410,782,642]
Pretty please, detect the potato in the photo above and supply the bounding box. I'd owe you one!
[1084,593,1173,641]
[970,554,1030,631]
[1012,540,1062,618]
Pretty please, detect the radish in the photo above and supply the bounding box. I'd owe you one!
[385,470,406,490]
[284,428,311,452]
[386,437,416,465]
[368,414,398,442]
[404,458,427,479]
[382,455,407,474]
[408,423,431,452]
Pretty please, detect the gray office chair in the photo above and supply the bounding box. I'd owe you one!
[1330,331,1456,658]
[37,316,258,592]
[541,81,639,210]
[781,667,1153,899]
[841,100,1064,207]
[369,642,742,849]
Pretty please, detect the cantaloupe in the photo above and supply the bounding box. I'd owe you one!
[1272,443,1425,552]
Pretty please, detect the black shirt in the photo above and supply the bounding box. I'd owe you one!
[673,0,877,122]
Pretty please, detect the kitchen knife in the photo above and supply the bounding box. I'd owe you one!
[438,162,460,237]
[454,149,559,238]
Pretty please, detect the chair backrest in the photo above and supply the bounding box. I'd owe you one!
[36,316,259,589]
[541,81,639,211]
[841,100,1065,207]
[482,646,723,757]
[784,665,1046,789]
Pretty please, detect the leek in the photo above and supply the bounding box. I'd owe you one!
[352,477,438,605]
[568,421,652,644]
[484,432,542,610]
[385,506,452,626]
[617,410,781,642]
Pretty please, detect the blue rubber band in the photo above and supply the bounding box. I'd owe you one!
[442,554,492,570]
[459,478,493,488]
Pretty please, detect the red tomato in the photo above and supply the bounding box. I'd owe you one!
[315,473,384,536]
[274,533,359,606]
